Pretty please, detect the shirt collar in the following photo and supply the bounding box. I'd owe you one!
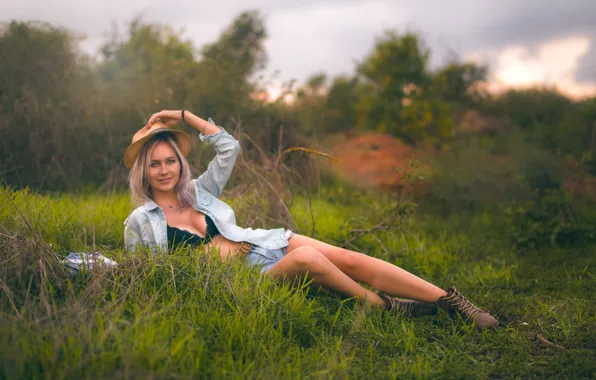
[143,200,160,211]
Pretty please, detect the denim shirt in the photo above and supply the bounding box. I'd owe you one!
[123,119,290,255]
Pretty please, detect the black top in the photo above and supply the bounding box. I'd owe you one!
[167,214,220,249]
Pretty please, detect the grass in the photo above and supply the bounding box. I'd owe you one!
[0,185,595,379]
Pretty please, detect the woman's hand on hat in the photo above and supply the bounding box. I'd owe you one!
[145,110,183,129]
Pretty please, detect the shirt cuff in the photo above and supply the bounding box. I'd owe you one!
[199,117,225,143]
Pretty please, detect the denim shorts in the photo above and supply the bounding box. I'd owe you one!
[245,230,294,273]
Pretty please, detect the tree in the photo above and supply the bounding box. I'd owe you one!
[291,73,329,136]
[197,10,268,120]
[355,31,452,145]
[490,88,585,155]
[98,18,198,110]
[201,10,267,78]
[0,21,98,188]
[433,62,488,106]
[325,76,360,133]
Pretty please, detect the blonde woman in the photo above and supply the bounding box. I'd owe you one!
[123,109,499,330]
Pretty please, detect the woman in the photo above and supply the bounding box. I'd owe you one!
[123,109,498,330]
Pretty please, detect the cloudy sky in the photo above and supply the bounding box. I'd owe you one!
[2,0,596,97]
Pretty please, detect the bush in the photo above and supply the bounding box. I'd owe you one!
[502,188,596,249]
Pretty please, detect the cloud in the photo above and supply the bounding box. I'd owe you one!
[576,44,596,83]
[488,35,596,97]
[1,0,595,95]
[266,1,399,81]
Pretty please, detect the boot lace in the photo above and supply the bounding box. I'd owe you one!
[396,299,414,314]
[443,288,482,320]
[379,293,413,314]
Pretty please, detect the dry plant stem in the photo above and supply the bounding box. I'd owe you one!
[307,185,316,236]
[399,230,410,252]
[235,132,297,230]
[232,120,336,234]
[537,333,566,350]
[341,220,389,248]
[10,202,39,239]
[238,131,272,167]
[7,145,23,187]
[399,228,425,254]
[38,156,55,191]
[100,161,122,237]
[370,234,390,256]
[0,277,22,319]
[274,124,284,174]
[237,160,296,229]
[282,147,338,163]
[341,202,406,249]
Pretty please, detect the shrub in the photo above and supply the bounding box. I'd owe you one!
[502,188,596,249]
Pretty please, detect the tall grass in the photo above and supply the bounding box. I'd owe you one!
[0,186,595,378]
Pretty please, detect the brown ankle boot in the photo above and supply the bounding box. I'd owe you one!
[436,287,498,330]
[378,292,438,318]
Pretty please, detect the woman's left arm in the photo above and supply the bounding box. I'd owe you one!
[145,110,241,198]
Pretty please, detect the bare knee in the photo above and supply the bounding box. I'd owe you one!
[339,249,364,274]
[286,246,327,274]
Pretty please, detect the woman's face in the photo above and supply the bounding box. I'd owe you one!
[147,141,181,194]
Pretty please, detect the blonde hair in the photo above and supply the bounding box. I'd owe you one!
[128,133,195,207]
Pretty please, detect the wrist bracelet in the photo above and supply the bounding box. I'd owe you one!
[181,109,186,123]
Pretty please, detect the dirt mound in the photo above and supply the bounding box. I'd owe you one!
[330,133,429,194]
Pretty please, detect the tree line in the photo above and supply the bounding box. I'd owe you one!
[1,10,595,194]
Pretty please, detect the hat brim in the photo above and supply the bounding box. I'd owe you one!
[124,128,192,169]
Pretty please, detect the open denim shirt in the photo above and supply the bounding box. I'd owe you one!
[123,119,290,255]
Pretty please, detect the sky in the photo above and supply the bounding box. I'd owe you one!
[2,0,596,98]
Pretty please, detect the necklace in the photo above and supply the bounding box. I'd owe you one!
[166,204,184,213]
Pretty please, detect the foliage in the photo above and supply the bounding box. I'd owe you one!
[425,135,563,213]
[201,10,267,77]
[324,76,360,133]
[0,21,101,189]
[357,31,431,100]
[0,13,283,191]
[355,31,452,144]
[3,14,594,192]
[502,188,596,249]
[198,9,268,118]
[98,18,198,110]
[291,73,329,137]
[424,132,596,249]
[432,62,488,106]
[484,88,596,159]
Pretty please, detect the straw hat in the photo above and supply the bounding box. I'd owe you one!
[123,121,191,168]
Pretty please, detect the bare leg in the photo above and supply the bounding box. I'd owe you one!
[286,234,446,303]
[267,246,386,307]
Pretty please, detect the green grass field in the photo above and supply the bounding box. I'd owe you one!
[0,186,595,379]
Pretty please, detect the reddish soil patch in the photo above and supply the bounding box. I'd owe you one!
[331,133,429,194]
